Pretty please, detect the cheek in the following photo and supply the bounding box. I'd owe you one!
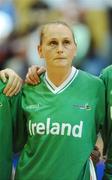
[68,50,76,59]
[45,47,55,56]
[70,47,77,57]
[43,50,53,61]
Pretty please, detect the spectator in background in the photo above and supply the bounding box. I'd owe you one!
[106,1,112,64]
[73,0,110,76]
[77,0,108,55]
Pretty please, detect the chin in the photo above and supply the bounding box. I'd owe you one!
[54,63,68,68]
[54,61,69,67]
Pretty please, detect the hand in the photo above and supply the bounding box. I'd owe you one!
[91,146,101,165]
[0,68,23,96]
[25,65,46,85]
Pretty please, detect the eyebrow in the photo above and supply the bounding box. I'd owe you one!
[47,37,72,41]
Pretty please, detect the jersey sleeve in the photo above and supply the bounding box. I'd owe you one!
[100,69,112,150]
[99,71,108,152]
[9,92,27,153]
[96,79,105,133]
[100,68,112,179]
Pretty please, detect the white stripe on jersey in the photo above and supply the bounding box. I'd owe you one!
[89,158,97,180]
[44,66,79,94]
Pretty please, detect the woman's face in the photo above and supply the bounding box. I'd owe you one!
[38,24,77,69]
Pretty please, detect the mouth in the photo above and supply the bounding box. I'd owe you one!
[54,57,66,60]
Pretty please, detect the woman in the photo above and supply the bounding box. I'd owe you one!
[14,21,105,180]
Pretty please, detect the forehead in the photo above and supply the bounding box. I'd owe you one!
[43,24,74,40]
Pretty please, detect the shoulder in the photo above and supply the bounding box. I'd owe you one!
[0,81,10,105]
[0,80,21,103]
[22,83,39,92]
[22,74,45,92]
[22,81,44,96]
[78,69,104,88]
[0,80,6,94]
[100,65,112,81]
[22,83,34,90]
[102,65,112,74]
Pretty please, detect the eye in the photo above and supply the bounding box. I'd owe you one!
[48,41,57,46]
[63,40,71,45]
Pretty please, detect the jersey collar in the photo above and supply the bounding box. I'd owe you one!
[44,66,79,94]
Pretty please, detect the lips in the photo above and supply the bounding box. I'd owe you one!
[54,57,66,59]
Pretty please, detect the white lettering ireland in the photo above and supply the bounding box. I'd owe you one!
[29,118,83,138]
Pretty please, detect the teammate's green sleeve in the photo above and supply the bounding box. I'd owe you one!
[100,67,112,179]
[10,91,27,153]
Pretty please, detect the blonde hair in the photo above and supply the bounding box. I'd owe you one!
[39,21,76,45]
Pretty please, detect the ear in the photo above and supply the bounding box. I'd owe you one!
[37,45,43,58]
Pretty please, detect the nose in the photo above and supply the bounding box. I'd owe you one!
[57,43,63,54]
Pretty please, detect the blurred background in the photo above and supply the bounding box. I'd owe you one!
[0,0,112,78]
[1,1,111,179]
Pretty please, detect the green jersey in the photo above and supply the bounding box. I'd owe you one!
[15,67,105,180]
[0,80,21,180]
[100,65,112,179]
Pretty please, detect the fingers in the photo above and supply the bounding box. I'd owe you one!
[91,151,101,159]
[3,76,23,96]
[37,66,46,74]
[25,74,36,84]
[94,145,99,151]
[91,149,101,164]
[8,81,22,96]
[29,66,40,83]
[25,65,42,85]
[0,68,22,96]
[0,71,7,83]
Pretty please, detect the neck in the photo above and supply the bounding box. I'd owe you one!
[46,66,72,87]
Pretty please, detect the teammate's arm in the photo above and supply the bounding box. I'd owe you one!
[0,68,23,96]
[91,146,101,165]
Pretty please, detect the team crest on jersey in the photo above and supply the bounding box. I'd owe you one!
[26,104,41,110]
[73,103,91,110]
